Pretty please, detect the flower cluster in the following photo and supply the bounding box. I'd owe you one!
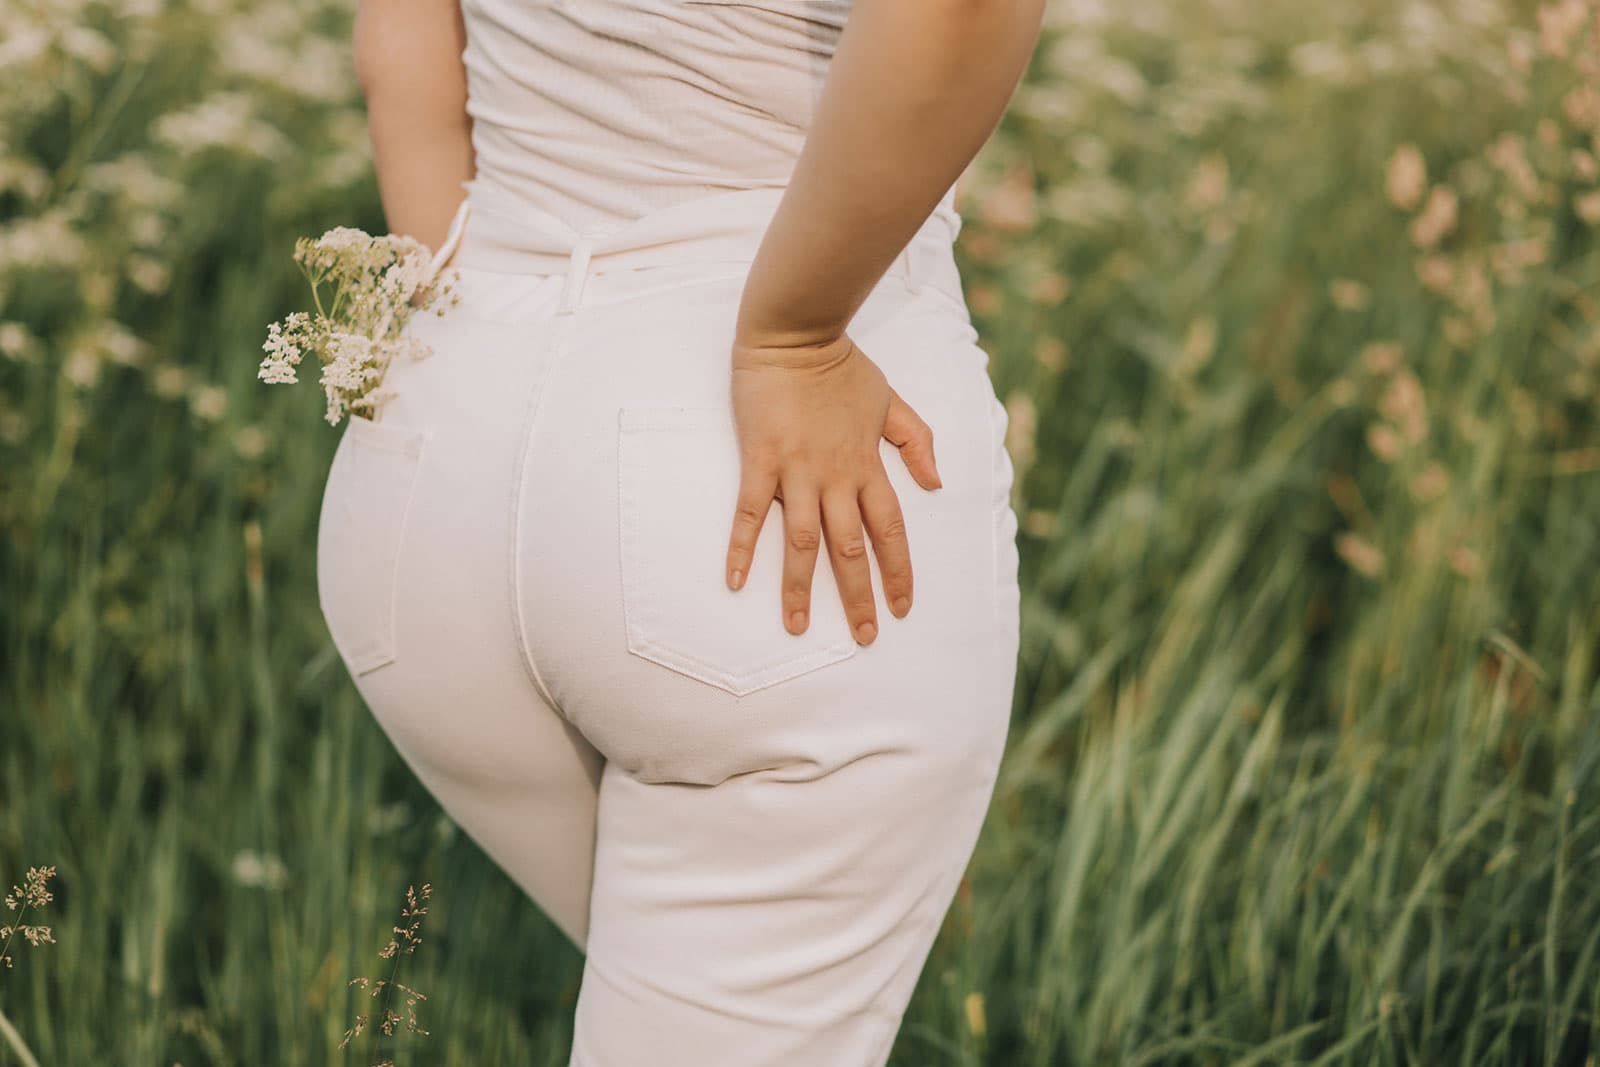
[259,227,460,426]
[340,882,433,1065]
[1,865,58,969]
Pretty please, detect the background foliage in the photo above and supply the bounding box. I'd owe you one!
[1,0,1597,1063]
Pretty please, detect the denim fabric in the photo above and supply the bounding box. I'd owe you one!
[315,183,1021,1066]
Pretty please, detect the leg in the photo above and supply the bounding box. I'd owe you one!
[347,486,607,947]
[566,643,1010,1066]
[495,257,1019,1057]
[328,278,607,949]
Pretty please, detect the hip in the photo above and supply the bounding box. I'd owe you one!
[314,221,1021,780]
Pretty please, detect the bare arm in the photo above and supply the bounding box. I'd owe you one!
[352,0,476,252]
[735,0,1046,349]
[725,0,1044,646]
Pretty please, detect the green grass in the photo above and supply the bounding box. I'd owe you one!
[2,0,1597,1064]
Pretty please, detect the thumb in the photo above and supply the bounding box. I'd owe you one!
[881,387,943,491]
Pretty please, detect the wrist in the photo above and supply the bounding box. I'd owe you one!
[733,305,848,353]
[731,330,855,373]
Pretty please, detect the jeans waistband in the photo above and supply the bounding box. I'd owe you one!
[426,180,967,317]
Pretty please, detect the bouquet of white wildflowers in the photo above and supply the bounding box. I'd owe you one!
[258,226,461,425]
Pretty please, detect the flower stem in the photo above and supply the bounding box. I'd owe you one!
[0,899,28,977]
[0,1006,42,1067]
[370,944,405,1063]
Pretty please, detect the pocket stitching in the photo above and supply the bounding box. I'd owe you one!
[324,416,430,677]
[347,413,429,457]
[617,406,859,696]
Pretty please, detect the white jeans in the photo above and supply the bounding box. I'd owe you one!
[315,182,1021,1066]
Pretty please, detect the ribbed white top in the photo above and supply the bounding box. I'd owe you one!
[458,0,961,237]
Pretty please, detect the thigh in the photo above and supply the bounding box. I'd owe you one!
[567,625,1014,1066]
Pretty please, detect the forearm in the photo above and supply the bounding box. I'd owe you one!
[353,0,476,251]
[735,0,1044,350]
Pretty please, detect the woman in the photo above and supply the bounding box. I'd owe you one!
[316,0,1043,1061]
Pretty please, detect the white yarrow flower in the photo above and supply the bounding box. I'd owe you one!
[258,221,460,425]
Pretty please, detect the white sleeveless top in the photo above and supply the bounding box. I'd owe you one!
[458,0,962,237]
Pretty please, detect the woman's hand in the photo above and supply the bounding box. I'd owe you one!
[725,332,942,646]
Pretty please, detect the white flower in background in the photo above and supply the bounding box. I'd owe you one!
[220,25,353,101]
[97,322,148,367]
[62,346,100,390]
[153,91,290,160]
[131,214,169,247]
[82,156,186,213]
[60,25,116,73]
[1577,190,1600,225]
[55,319,146,388]
[1538,0,1591,58]
[0,28,50,68]
[0,212,87,271]
[232,425,270,460]
[150,364,188,399]
[127,255,170,294]
[1290,40,1355,83]
[230,850,288,890]
[1410,185,1460,248]
[190,384,229,422]
[366,802,412,836]
[0,156,48,202]
[0,322,39,363]
[1387,144,1428,210]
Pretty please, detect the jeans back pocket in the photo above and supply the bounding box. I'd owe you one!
[617,406,859,697]
[316,415,430,677]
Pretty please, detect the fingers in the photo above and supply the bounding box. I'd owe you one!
[726,459,780,592]
[880,386,942,491]
[858,468,913,619]
[821,484,878,645]
[779,480,822,636]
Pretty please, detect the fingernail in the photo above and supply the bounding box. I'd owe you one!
[789,610,807,632]
[730,569,744,590]
[892,595,910,616]
[856,620,876,643]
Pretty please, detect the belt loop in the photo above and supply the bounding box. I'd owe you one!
[422,197,472,289]
[559,236,595,316]
[897,239,924,296]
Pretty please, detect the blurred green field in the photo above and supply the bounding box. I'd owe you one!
[3,0,1599,1064]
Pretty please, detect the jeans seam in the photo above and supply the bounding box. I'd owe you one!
[616,409,861,696]
[988,390,1003,633]
[507,313,573,717]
